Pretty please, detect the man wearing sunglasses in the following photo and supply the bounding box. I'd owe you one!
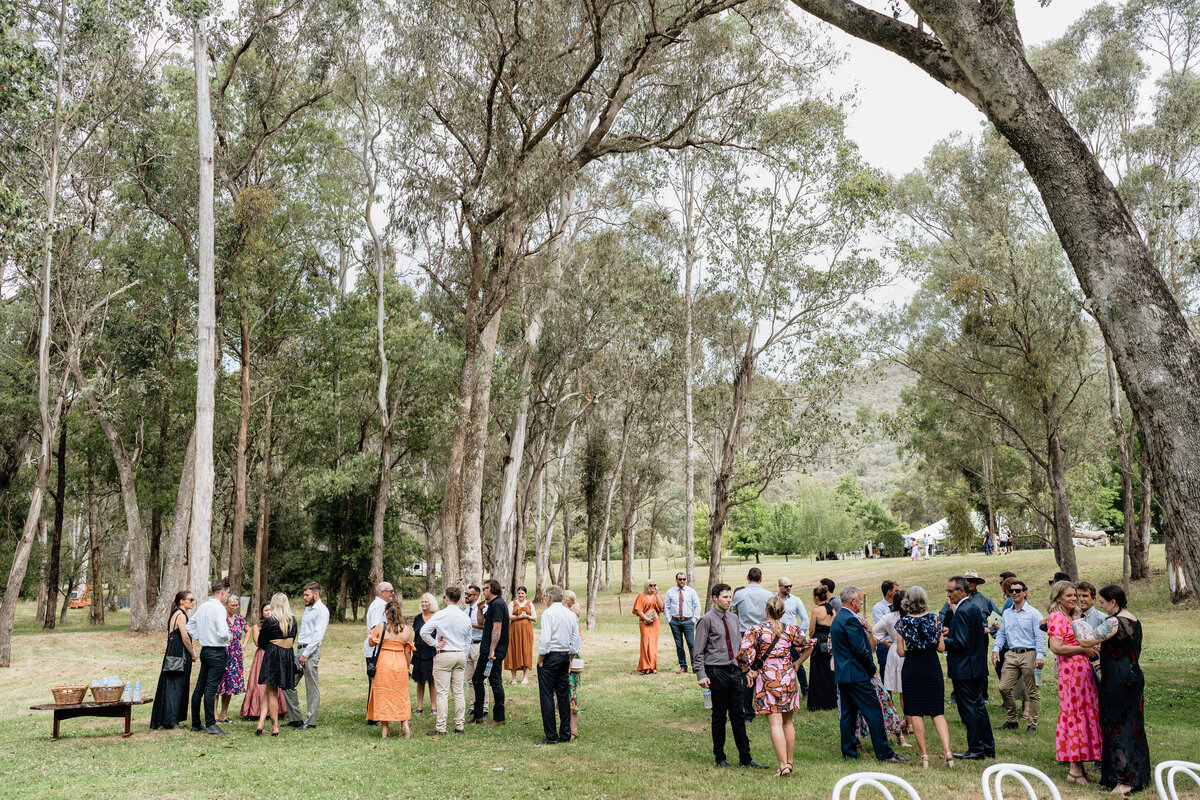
[991,581,1044,734]
[664,573,702,674]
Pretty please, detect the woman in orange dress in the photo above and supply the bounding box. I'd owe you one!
[633,581,665,674]
[505,586,536,684]
[366,599,416,738]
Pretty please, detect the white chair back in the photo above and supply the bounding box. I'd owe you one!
[1155,760,1200,800]
[831,772,922,800]
[981,763,1062,800]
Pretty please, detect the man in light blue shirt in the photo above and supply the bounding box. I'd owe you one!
[731,568,773,722]
[991,580,1045,733]
[663,572,702,673]
[775,577,809,696]
[872,580,898,677]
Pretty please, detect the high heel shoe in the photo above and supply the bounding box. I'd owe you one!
[255,727,263,736]
[944,752,955,768]
[921,755,929,769]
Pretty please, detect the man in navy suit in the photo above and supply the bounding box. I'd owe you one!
[830,586,907,763]
[944,576,996,759]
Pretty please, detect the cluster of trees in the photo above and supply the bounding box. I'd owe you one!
[3,0,1200,666]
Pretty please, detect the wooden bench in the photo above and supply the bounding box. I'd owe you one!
[29,698,153,740]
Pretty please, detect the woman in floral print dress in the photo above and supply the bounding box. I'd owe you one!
[216,596,247,723]
[738,596,812,776]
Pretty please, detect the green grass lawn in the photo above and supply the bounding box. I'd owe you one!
[2,546,1198,800]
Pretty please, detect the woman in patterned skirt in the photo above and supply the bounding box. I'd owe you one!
[1047,581,1102,786]
[564,590,583,740]
[216,595,247,723]
[738,596,812,776]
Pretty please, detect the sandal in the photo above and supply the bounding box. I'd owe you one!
[781,766,792,777]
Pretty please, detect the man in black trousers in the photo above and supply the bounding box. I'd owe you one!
[695,583,768,770]
[831,586,907,763]
[945,575,996,759]
[186,579,231,735]
[471,579,510,725]
[535,585,581,744]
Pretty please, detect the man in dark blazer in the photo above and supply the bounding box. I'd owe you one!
[831,586,906,763]
[944,576,996,759]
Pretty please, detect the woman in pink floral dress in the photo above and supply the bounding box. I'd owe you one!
[216,596,247,723]
[738,597,812,777]
[1046,581,1102,786]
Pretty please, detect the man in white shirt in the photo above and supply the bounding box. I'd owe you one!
[285,582,329,730]
[536,585,582,744]
[365,581,393,725]
[872,580,898,676]
[187,578,231,734]
[663,572,702,673]
[420,586,474,735]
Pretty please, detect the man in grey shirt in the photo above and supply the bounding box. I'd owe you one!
[695,582,768,770]
[731,568,772,722]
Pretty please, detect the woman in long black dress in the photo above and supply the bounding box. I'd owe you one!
[894,585,954,768]
[411,593,438,715]
[150,591,195,730]
[806,586,837,711]
[256,592,297,736]
[1076,584,1150,795]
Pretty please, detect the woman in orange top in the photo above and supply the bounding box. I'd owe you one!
[633,580,665,674]
[366,599,416,738]
[505,586,537,684]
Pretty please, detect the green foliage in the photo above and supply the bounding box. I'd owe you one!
[833,474,909,556]
[944,490,976,555]
[764,502,803,561]
[727,497,768,562]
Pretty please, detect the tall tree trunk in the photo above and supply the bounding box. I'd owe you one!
[88,451,104,626]
[371,423,393,591]
[189,18,217,600]
[620,499,638,594]
[0,0,67,666]
[95,416,148,629]
[980,440,999,550]
[587,407,633,631]
[1106,349,1138,589]
[250,394,274,621]
[559,502,571,590]
[229,316,250,597]
[1046,426,1079,580]
[144,428,196,631]
[706,347,755,604]
[457,307,503,586]
[681,155,698,587]
[44,420,68,630]
[787,0,1200,603]
[538,418,576,600]
[147,324,176,610]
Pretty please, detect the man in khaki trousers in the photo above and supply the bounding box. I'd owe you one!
[420,586,473,735]
[992,580,1045,734]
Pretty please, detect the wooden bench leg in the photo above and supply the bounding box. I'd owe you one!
[52,712,61,740]
[124,707,132,738]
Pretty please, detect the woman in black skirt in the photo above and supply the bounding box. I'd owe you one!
[411,593,438,715]
[256,592,298,736]
[895,585,954,768]
[150,591,195,730]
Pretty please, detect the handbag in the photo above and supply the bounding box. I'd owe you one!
[749,631,782,672]
[163,613,187,672]
[366,625,384,678]
[570,657,585,673]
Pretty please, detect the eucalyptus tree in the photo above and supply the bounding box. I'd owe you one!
[697,101,889,597]
[894,134,1109,579]
[783,0,1200,606]
[393,0,793,587]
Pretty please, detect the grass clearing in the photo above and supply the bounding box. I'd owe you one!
[2,547,1198,800]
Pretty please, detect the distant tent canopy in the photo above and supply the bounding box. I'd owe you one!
[904,519,948,545]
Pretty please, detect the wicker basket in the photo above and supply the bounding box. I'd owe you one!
[51,685,89,705]
[90,685,124,703]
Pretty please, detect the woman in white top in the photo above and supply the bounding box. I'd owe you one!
[872,596,906,723]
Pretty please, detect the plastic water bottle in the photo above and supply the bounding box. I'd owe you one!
[1034,668,1043,686]
[703,688,713,709]
[122,682,132,702]
[484,659,493,678]
[132,681,142,702]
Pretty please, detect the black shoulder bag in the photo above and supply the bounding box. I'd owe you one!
[163,613,187,672]
[749,630,783,672]
[366,625,384,678]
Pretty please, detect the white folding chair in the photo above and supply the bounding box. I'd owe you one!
[1155,760,1200,800]
[831,771,922,800]
[981,763,1062,800]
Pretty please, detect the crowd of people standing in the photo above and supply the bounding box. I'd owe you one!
[145,563,1152,794]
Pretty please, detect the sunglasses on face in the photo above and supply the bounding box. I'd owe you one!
[1009,588,1026,594]
[648,584,657,587]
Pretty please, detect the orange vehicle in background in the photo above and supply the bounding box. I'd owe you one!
[67,585,93,608]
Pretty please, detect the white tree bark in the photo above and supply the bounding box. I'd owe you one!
[188,19,216,599]
[681,155,698,587]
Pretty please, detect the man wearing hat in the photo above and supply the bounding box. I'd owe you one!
[939,570,1000,631]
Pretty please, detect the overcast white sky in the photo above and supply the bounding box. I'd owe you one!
[820,0,1098,178]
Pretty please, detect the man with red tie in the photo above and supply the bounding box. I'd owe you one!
[664,572,702,673]
[694,583,769,770]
